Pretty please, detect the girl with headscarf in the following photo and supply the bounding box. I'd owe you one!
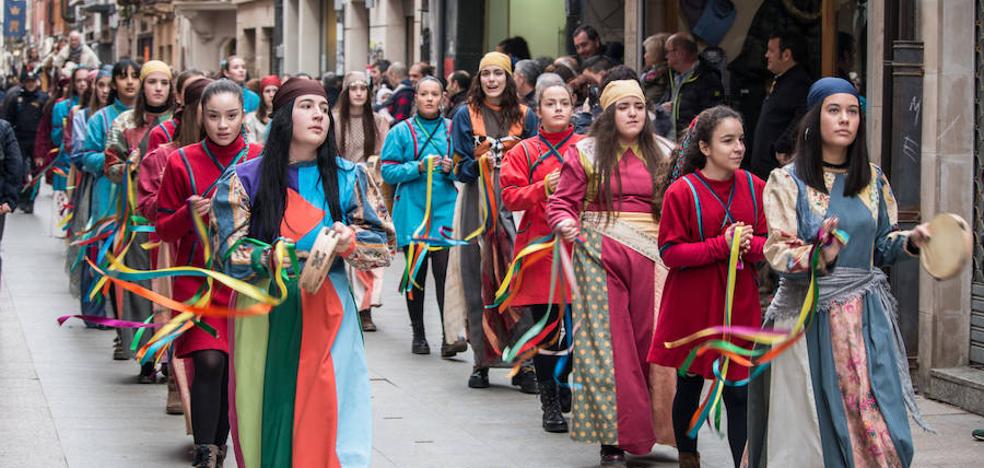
[547,79,677,465]
[447,51,539,391]
[746,77,931,468]
[211,78,395,468]
[334,71,391,331]
[499,80,582,433]
[146,68,207,153]
[380,76,459,355]
[244,74,281,143]
[101,59,175,380]
[156,79,264,468]
[647,105,767,468]
[76,60,140,356]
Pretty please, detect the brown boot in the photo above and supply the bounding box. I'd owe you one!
[191,444,218,468]
[359,309,377,332]
[166,374,183,415]
[679,451,701,468]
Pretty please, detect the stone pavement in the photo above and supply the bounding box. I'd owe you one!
[2,190,983,467]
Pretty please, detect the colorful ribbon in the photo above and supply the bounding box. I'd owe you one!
[665,225,850,437]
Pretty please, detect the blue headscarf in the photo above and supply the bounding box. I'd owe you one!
[806,77,859,109]
[97,65,113,79]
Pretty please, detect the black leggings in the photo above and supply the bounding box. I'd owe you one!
[403,248,448,331]
[191,350,230,446]
[673,373,747,467]
[528,304,571,385]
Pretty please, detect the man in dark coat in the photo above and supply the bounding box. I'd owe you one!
[663,33,724,139]
[0,117,24,282]
[4,72,47,213]
[750,32,812,179]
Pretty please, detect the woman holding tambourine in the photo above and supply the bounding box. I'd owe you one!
[747,78,943,468]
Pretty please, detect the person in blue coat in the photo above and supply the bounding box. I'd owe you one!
[381,76,462,358]
[221,55,260,113]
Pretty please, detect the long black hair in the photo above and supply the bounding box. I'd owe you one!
[247,98,343,243]
[793,102,870,196]
[108,59,140,105]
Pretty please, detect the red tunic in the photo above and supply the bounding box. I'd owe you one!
[500,126,581,306]
[156,135,262,357]
[146,118,178,155]
[137,142,175,222]
[648,169,767,380]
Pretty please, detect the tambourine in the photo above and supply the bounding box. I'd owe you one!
[920,213,972,281]
[299,227,340,293]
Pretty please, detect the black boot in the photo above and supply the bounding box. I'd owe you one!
[359,309,377,332]
[511,366,539,394]
[538,381,568,433]
[559,384,572,413]
[191,444,218,468]
[411,322,430,355]
[600,444,627,466]
[468,367,490,388]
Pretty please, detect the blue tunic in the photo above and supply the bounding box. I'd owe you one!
[80,100,130,223]
[380,115,457,248]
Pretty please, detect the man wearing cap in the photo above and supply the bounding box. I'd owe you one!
[4,71,48,213]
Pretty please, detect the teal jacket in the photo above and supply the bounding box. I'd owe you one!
[50,96,77,191]
[243,87,259,114]
[380,115,458,248]
[80,99,130,222]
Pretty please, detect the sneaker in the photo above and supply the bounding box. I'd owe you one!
[973,428,984,441]
[511,368,540,394]
[468,368,490,389]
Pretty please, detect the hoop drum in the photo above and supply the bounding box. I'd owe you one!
[920,213,972,281]
[299,227,340,293]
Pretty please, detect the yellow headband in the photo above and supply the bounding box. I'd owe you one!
[479,52,512,75]
[599,80,645,111]
[140,60,172,81]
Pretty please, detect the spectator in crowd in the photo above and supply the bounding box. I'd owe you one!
[322,71,341,108]
[837,31,859,88]
[569,56,616,134]
[750,32,812,179]
[0,115,22,282]
[49,31,101,69]
[4,72,47,213]
[513,59,542,106]
[374,61,414,123]
[370,59,392,104]
[408,62,434,85]
[546,56,579,83]
[640,33,671,104]
[663,32,724,139]
[572,25,603,63]
[497,36,532,61]
[444,70,470,118]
